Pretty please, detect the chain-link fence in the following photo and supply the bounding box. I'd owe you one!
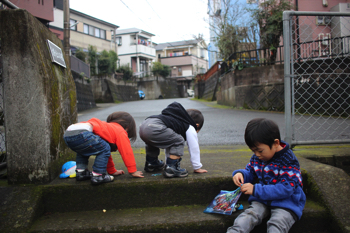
[284,11,350,146]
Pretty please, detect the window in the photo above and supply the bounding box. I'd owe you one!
[89,25,94,36]
[116,37,122,45]
[95,28,100,38]
[100,29,106,39]
[83,24,106,39]
[200,48,205,58]
[83,24,89,34]
[70,19,77,31]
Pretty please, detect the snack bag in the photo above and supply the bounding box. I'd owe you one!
[203,188,242,215]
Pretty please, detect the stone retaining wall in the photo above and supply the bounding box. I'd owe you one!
[217,64,285,110]
[0,9,77,184]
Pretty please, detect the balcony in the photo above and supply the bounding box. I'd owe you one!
[125,44,155,58]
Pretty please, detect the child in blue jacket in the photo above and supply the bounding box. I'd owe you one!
[227,118,306,233]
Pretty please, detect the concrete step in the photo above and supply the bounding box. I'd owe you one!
[28,175,333,233]
[2,145,349,233]
[43,177,237,213]
[29,201,330,233]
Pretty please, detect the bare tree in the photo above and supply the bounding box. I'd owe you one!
[205,0,259,61]
[249,0,294,63]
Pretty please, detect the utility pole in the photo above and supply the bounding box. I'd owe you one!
[63,0,70,67]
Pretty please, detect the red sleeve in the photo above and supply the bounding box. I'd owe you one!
[115,130,137,173]
[107,156,117,175]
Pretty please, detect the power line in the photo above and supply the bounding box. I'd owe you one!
[119,0,149,27]
[145,0,161,20]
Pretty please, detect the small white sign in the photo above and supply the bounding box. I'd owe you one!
[47,40,66,68]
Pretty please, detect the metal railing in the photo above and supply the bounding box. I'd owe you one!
[228,46,284,68]
[0,0,19,9]
[226,34,350,70]
[283,11,350,146]
[70,56,90,78]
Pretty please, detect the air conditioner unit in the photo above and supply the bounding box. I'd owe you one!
[316,16,331,25]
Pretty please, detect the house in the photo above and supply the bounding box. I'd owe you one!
[291,0,350,56]
[49,0,118,55]
[155,39,208,82]
[114,28,156,77]
[7,0,54,26]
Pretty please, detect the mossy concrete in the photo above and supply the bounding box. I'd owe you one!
[0,9,77,184]
[28,202,329,233]
[1,144,349,232]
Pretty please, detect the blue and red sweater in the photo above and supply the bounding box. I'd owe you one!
[232,141,306,220]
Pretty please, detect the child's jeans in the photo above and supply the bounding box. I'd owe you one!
[63,130,111,174]
[226,201,296,233]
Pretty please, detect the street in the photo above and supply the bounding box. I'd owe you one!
[78,98,286,148]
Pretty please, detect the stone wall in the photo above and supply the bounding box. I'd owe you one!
[216,59,350,114]
[90,75,182,102]
[217,64,285,111]
[196,71,220,101]
[155,78,182,99]
[137,79,161,100]
[71,72,96,112]
[0,9,77,184]
[138,78,182,99]
[106,79,139,102]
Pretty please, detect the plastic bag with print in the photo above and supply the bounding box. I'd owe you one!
[203,187,242,215]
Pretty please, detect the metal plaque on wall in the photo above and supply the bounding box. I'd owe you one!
[46,40,66,68]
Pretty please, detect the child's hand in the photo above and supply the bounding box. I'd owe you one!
[233,173,244,187]
[194,168,208,173]
[241,183,254,195]
[111,170,125,176]
[131,171,144,178]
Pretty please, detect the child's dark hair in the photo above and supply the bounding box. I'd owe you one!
[186,109,204,131]
[106,111,137,142]
[244,118,281,149]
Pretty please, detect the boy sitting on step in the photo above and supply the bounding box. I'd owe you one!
[139,101,207,178]
[227,118,306,233]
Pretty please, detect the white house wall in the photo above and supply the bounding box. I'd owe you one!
[117,32,156,67]
[51,8,63,28]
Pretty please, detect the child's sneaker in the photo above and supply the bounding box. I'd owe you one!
[76,169,92,181]
[144,159,165,172]
[163,158,188,178]
[91,173,114,185]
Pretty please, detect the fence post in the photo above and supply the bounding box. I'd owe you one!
[283,11,293,145]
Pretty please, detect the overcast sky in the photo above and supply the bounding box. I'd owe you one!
[70,0,210,45]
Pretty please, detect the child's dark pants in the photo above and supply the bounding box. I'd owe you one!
[64,130,111,174]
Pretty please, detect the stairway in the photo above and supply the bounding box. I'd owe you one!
[28,175,331,233]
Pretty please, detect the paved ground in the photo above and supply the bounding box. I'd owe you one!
[78,99,287,147]
[1,99,350,232]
